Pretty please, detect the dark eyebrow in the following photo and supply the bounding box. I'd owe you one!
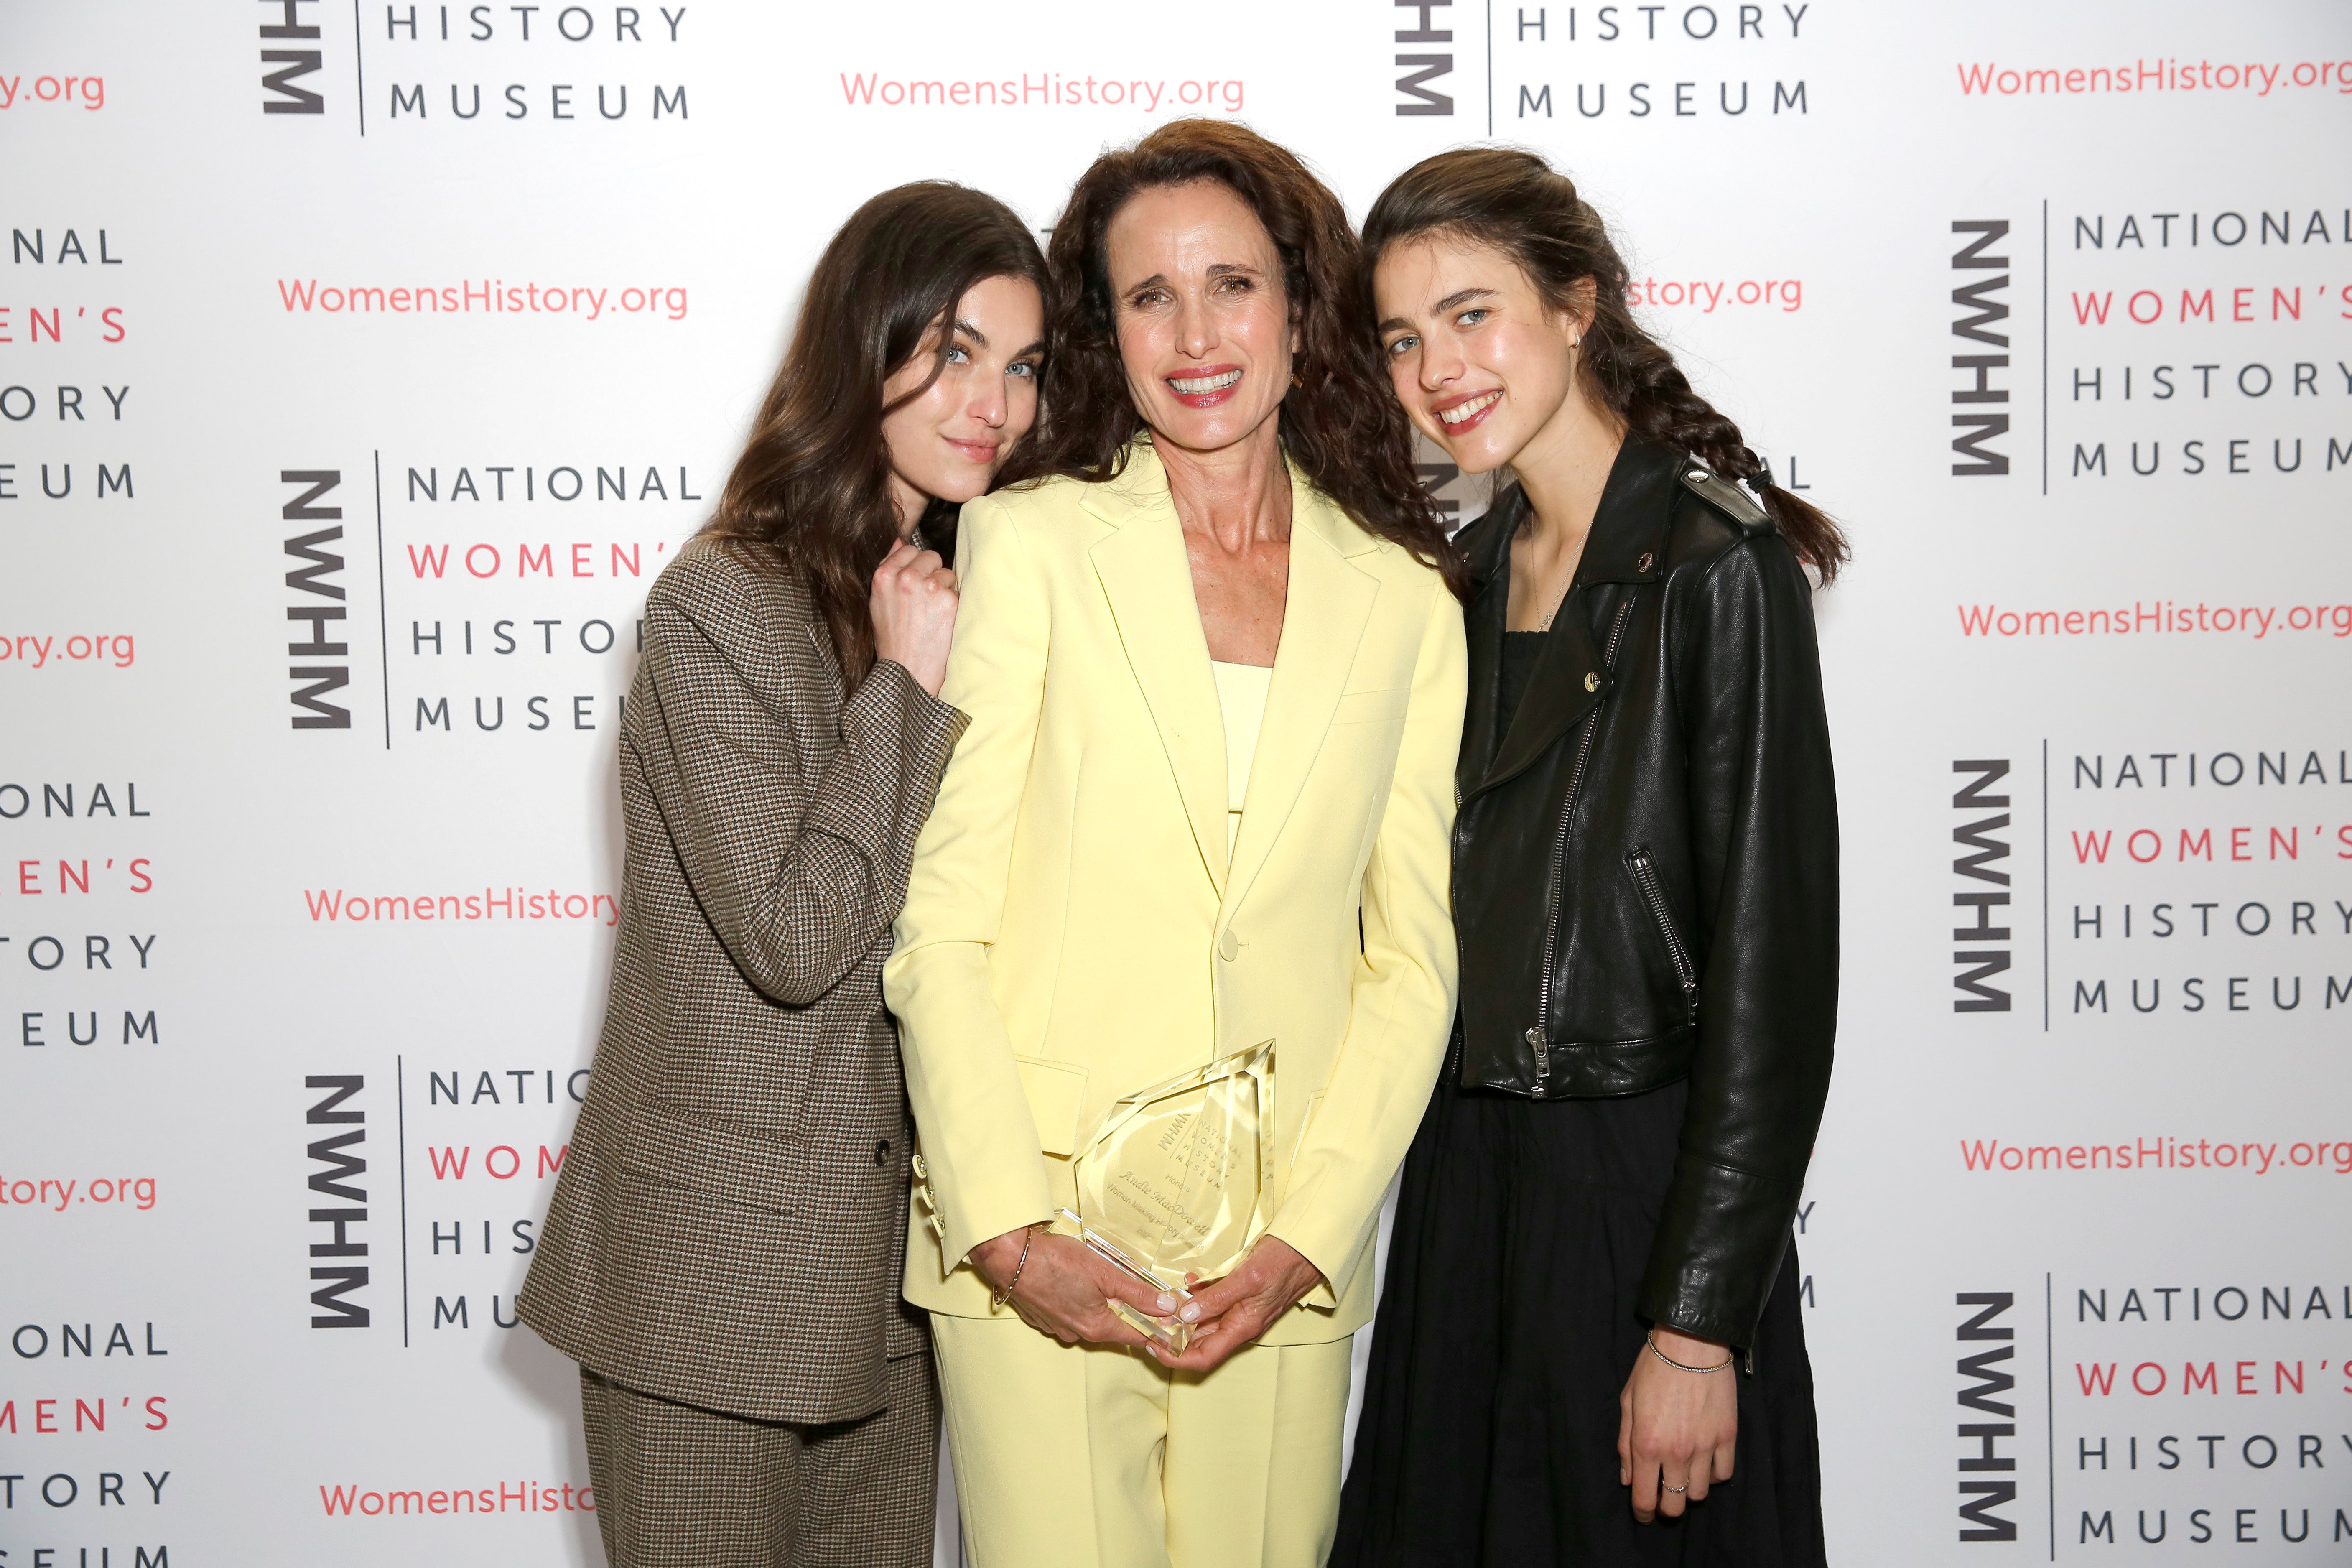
[1012,338,1046,359]
[1435,286,1498,313]
[1119,263,1262,298]
[951,318,986,349]
[1377,286,1500,337]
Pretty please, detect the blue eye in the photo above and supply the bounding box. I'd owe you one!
[1008,361,1037,379]
[945,344,971,363]
[1457,309,1488,327]
[1386,335,1418,356]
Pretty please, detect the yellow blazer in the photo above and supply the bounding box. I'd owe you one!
[886,443,1466,1343]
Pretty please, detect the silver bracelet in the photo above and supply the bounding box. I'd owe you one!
[1646,1329,1735,1374]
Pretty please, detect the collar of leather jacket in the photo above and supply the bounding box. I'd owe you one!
[1461,436,1691,591]
[1458,438,1688,799]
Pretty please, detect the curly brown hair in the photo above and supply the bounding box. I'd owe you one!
[1007,119,1464,597]
[1363,147,1848,584]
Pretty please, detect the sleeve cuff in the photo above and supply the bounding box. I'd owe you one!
[1636,1158,1801,1348]
[850,658,971,770]
[935,1168,1058,1280]
[1264,1219,1355,1312]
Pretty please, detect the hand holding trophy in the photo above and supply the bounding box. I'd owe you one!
[1051,1040,1277,1354]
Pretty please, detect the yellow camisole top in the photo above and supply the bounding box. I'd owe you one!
[1210,660,1273,852]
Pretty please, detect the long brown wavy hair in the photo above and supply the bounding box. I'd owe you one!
[1362,148,1848,584]
[700,182,1049,680]
[1005,119,1464,597]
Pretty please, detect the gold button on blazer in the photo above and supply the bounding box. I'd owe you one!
[886,444,1467,1341]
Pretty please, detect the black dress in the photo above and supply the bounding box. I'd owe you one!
[1332,632,1827,1568]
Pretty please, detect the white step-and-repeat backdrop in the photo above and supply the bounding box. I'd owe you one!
[4,1,2348,1562]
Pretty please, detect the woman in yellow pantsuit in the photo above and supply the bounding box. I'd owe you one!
[884,121,1467,1568]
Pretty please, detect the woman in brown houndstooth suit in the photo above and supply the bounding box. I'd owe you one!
[516,182,1045,1568]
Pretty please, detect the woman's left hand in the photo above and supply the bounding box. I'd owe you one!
[1618,1326,1739,1522]
[1153,1235,1325,1373]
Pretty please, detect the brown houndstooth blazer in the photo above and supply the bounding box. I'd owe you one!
[518,536,968,1425]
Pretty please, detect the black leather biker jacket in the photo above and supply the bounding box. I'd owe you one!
[1450,438,1838,1349]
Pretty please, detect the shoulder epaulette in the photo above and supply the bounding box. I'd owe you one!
[1675,462,1774,535]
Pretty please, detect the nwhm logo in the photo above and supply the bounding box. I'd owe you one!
[1952,760,2012,1012]
[260,0,327,115]
[306,1075,371,1328]
[1392,0,1453,115]
[282,471,351,730]
[1950,222,2011,476]
[1956,1292,2020,1542]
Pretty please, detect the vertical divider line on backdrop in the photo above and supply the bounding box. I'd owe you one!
[352,0,368,136]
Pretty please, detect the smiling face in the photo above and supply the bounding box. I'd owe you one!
[878,272,1045,528]
[1373,231,1591,475]
[1104,179,1298,458]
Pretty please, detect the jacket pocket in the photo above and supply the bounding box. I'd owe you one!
[617,1097,807,1216]
[1331,686,1410,727]
[1015,1054,1090,1158]
[1626,847,1700,1006]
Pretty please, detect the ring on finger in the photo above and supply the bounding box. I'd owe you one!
[1665,1484,1688,1494]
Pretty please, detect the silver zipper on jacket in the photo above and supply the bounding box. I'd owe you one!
[1528,598,1638,1076]
[1447,774,1467,1083]
[1627,847,1700,1002]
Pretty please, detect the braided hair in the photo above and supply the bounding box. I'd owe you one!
[1362,148,1847,584]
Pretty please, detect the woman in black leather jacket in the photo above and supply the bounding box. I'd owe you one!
[1333,148,1843,1566]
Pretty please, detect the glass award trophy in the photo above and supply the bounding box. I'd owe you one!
[1051,1039,1275,1354]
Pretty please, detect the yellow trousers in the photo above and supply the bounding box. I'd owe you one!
[930,1313,1351,1568]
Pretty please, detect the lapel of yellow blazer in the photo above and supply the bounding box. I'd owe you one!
[1082,443,1231,895]
[1223,470,1382,919]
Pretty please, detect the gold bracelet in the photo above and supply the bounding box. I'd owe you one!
[989,1224,1043,1309]
[1646,1329,1734,1374]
